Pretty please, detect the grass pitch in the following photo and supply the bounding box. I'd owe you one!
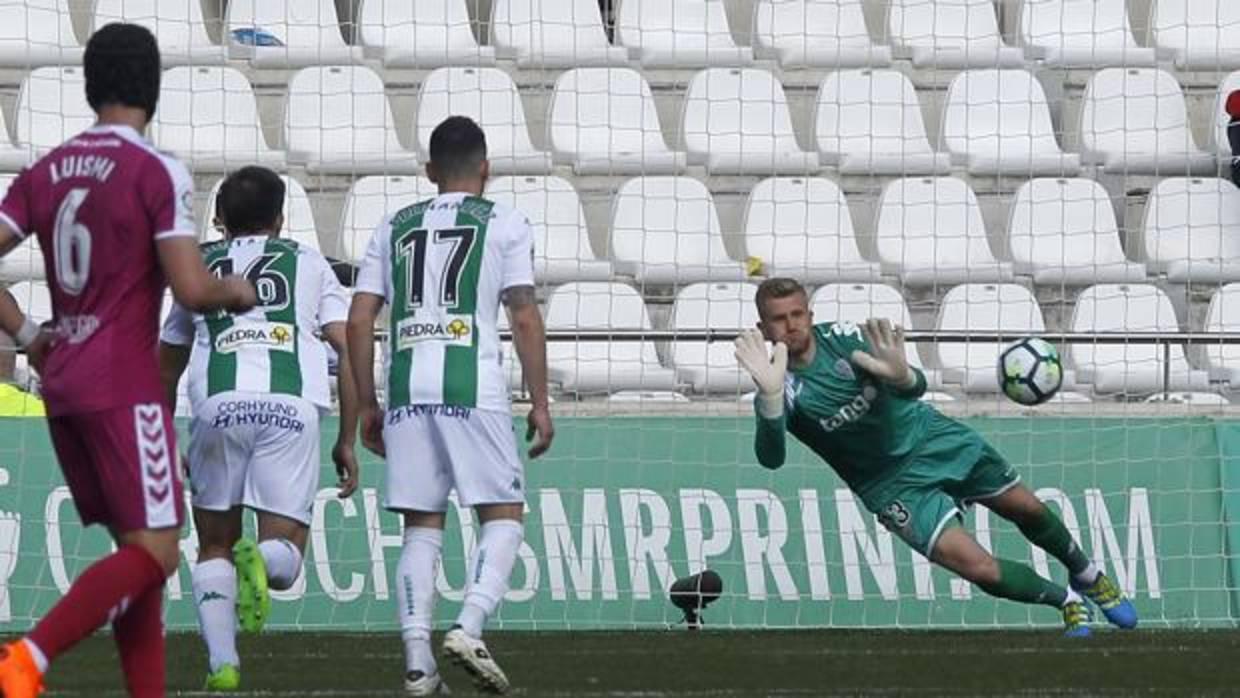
[41,629,1240,696]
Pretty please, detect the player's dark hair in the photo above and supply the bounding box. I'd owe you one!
[429,115,488,181]
[755,278,808,316]
[83,23,162,121]
[217,166,285,236]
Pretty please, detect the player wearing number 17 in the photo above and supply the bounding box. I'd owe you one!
[737,279,1137,637]
[0,23,258,698]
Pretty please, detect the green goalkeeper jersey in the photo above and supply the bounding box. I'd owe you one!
[754,321,937,498]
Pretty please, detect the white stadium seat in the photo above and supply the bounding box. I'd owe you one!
[93,0,225,66]
[544,282,678,394]
[681,68,819,175]
[339,176,436,265]
[751,0,892,68]
[668,282,759,393]
[1140,177,1240,284]
[1078,68,1216,175]
[887,0,1025,69]
[0,0,80,67]
[15,67,92,157]
[5,281,51,326]
[547,68,686,175]
[1018,0,1155,68]
[416,67,551,175]
[1203,284,1240,385]
[492,0,629,67]
[203,176,322,253]
[608,177,737,284]
[151,67,284,172]
[0,176,43,283]
[936,284,1061,393]
[284,66,416,175]
[1209,71,1240,157]
[1150,0,1240,70]
[940,69,1080,176]
[226,0,360,68]
[1069,284,1209,394]
[875,177,1012,286]
[616,0,752,67]
[358,0,494,68]
[1008,178,1146,285]
[0,107,27,172]
[487,176,613,284]
[814,70,950,176]
[741,177,879,282]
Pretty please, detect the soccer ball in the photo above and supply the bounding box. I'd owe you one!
[997,337,1063,406]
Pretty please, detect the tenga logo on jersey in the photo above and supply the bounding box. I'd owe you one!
[396,315,473,351]
[820,384,879,432]
[214,322,296,354]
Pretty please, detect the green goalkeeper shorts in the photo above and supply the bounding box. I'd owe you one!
[862,414,1020,558]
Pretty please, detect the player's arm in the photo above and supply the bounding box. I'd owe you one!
[323,321,359,498]
[849,319,926,399]
[0,288,51,373]
[735,329,789,470]
[504,284,553,458]
[347,292,384,457]
[157,237,256,313]
[157,301,194,413]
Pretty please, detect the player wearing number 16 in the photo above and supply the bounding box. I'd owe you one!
[737,279,1137,637]
[0,23,257,698]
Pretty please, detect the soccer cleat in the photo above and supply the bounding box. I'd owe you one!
[405,669,451,695]
[443,628,509,694]
[1061,600,1092,638]
[204,664,240,691]
[233,538,270,634]
[0,641,44,697]
[1071,572,1138,629]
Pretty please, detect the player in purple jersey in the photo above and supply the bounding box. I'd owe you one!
[0,23,256,698]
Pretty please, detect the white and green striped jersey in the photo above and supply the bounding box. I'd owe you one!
[355,192,534,412]
[160,235,349,411]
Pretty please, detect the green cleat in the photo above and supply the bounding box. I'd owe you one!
[1071,572,1138,629]
[233,538,270,634]
[1061,600,1092,638]
[205,664,240,691]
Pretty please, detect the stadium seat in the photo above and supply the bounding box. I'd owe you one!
[935,283,1063,393]
[487,176,613,283]
[1018,0,1155,68]
[1202,284,1240,385]
[0,0,81,67]
[1209,71,1240,157]
[543,282,679,394]
[339,175,437,265]
[751,0,892,68]
[741,177,879,282]
[93,0,226,66]
[875,177,1012,286]
[547,68,686,175]
[284,66,416,175]
[5,281,51,327]
[809,283,947,393]
[940,69,1080,176]
[887,0,1025,69]
[15,67,92,157]
[680,68,819,175]
[225,0,361,68]
[1069,284,1209,394]
[814,70,951,176]
[1150,0,1240,70]
[1139,177,1240,284]
[203,175,322,253]
[492,0,628,67]
[358,0,494,68]
[1078,68,1216,175]
[668,282,759,393]
[608,177,738,284]
[0,176,43,283]
[616,0,753,67]
[416,67,552,175]
[1007,178,1147,285]
[151,66,284,172]
[0,108,27,172]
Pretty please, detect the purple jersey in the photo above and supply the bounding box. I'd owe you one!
[0,124,196,416]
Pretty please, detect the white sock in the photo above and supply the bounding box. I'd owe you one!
[192,558,239,672]
[397,527,442,675]
[455,520,523,639]
[1071,562,1101,587]
[258,539,302,591]
[1062,587,1084,607]
[22,639,47,674]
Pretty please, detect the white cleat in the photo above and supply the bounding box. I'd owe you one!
[442,628,510,694]
[404,669,450,695]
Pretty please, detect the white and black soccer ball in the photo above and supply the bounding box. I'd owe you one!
[997,337,1063,406]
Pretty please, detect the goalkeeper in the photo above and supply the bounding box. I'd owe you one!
[735,278,1137,636]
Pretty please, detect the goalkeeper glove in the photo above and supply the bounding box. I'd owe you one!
[734,329,788,419]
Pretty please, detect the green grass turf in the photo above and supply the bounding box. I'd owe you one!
[40,629,1240,696]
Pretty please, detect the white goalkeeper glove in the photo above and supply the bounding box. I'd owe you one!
[734,329,788,419]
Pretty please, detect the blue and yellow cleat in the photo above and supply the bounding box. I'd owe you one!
[233,538,270,634]
[1072,572,1138,629]
[1061,600,1092,638]
[205,664,240,691]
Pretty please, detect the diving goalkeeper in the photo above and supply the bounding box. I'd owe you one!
[735,278,1137,636]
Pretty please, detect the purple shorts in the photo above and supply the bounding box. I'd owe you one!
[47,402,184,532]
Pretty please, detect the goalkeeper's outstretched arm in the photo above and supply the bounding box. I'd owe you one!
[754,411,787,470]
[735,329,789,470]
